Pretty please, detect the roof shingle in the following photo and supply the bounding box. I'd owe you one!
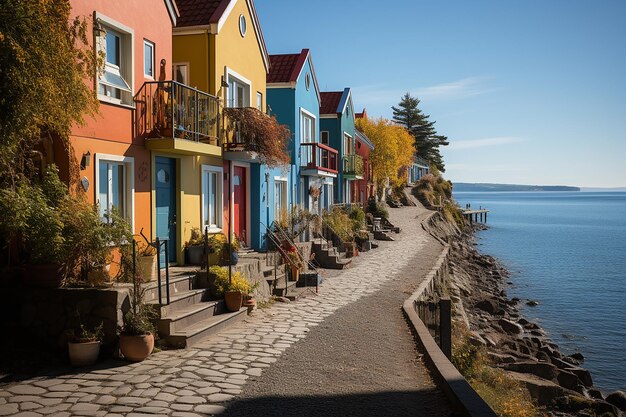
[176,0,228,28]
[268,53,301,83]
[320,91,344,115]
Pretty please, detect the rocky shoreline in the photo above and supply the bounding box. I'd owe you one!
[425,213,625,416]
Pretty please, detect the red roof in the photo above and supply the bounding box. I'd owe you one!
[268,50,309,84]
[176,0,229,28]
[320,92,344,115]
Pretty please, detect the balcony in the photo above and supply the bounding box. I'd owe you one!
[343,154,364,180]
[135,81,221,156]
[222,107,291,167]
[300,143,338,177]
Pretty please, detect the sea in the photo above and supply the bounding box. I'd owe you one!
[454,191,626,392]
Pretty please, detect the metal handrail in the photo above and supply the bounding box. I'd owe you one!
[269,221,319,275]
[135,228,170,305]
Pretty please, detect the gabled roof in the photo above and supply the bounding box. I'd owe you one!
[355,129,375,150]
[267,49,321,102]
[175,0,270,72]
[355,108,367,119]
[320,88,352,116]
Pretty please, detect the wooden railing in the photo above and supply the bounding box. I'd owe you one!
[300,143,338,174]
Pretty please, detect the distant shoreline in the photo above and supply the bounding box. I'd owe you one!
[454,183,580,192]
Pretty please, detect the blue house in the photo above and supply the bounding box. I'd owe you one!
[320,89,360,204]
[408,155,430,184]
[267,49,338,215]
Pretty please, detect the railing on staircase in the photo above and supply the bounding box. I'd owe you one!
[310,213,349,251]
[270,221,319,277]
[137,229,171,306]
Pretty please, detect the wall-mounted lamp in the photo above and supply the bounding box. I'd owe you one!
[221,76,229,89]
[80,151,91,170]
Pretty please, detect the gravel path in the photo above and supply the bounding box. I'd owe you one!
[223,205,452,417]
[0,203,453,416]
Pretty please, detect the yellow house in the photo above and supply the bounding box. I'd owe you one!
[173,0,271,250]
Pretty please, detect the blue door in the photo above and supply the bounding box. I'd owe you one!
[155,157,177,265]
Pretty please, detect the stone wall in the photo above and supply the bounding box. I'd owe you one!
[5,287,129,351]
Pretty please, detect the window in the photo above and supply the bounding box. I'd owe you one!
[305,73,311,91]
[343,133,354,154]
[173,63,188,85]
[96,154,134,228]
[257,92,263,111]
[239,15,247,37]
[202,166,223,231]
[321,131,329,145]
[299,178,305,208]
[228,76,250,107]
[326,183,334,207]
[275,179,288,214]
[96,15,134,105]
[301,112,315,143]
[144,40,154,78]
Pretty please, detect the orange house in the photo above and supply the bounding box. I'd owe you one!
[54,1,178,244]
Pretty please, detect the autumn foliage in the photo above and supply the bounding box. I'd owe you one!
[356,117,414,190]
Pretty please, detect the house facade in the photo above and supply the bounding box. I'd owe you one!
[408,156,430,184]
[60,0,180,263]
[267,49,337,216]
[353,129,375,205]
[320,89,359,205]
[173,0,277,251]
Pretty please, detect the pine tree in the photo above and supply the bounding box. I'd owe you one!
[392,93,449,172]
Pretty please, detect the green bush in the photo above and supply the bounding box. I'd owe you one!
[366,197,389,220]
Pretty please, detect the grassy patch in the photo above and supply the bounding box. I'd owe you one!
[452,323,538,417]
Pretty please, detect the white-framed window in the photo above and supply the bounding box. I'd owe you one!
[96,14,134,106]
[305,73,311,91]
[274,178,288,215]
[202,165,224,231]
[321,131,330,145]
[299,177,305,209]
[95,154,135,229]
[300,109,315,166]
[173,63,189,84]
[143,40,154,78]
[256,92,263,111]
[343,132,353,155]
[326,183,334,207]
[343,179,350,204]
[227,73,251,108]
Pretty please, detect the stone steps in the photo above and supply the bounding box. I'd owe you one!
[311,241,352,270]
[157,300,225,336]
[165,308,247,348]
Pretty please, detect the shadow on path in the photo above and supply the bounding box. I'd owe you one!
[222,390,462,417]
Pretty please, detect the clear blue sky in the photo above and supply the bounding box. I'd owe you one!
[256,0,626,188]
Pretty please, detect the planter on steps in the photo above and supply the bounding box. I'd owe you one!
[137,254,157,281]
[68,341,100,366]
[119,333,154,362]
[290,267,300,282]
[224,291,243,312]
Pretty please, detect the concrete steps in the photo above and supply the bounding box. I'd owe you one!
[165,308,247,348]
[311,240,352,270]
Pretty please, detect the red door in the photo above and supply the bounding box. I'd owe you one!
[233,166,247,245]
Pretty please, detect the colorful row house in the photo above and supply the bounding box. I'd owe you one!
[408,155,431,184]
[63,0,380,264]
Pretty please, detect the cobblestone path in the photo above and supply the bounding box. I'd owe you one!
[0,205,451,416]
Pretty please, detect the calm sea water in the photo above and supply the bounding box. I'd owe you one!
[454,191,626,392]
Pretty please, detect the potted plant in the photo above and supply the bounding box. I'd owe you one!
[137,242,157,282]
[285,247,304,282]
[66,322,103,366]
[184,227,205,266]
[119,281,156,362]
[212,266,251,312]
[220,234,240,266]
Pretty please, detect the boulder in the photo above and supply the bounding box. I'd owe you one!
[499,318,524,335]
[587,388,604,400]
[556,370,582,391]
[526,300,539,307]
[504,361,559,380]
[474,299,497,314]
[506,371,575,406]
[565,366,593,387]
[487,352,517,364]
[606,391,626,412]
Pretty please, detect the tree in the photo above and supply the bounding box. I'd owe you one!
[356,117,414,192]
[0,0,99,187]
[392,93,449,172]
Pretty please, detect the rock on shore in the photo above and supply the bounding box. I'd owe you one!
[428,213,625,416]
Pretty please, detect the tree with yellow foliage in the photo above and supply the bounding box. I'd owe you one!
[356,117,414,195]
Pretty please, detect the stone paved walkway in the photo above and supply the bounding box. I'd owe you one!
[0,204,449,416]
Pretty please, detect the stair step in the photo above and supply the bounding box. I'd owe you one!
[273,279,298,297]
[166,309,247,348]
[143,274,196,303]
[285,286,310,301]
[148,288,210,317]
[157,300,225,336]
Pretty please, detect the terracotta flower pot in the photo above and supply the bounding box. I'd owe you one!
[224,291,243,312]
[243,297,256,315]
[119,333,154,362]
[68,341,100,366]
[290,267,300,282]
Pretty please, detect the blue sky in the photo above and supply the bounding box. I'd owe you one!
[256,0,626,187]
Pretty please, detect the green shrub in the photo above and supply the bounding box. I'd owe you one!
[366,197,389,220]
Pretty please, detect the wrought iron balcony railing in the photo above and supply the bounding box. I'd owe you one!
[300,143,338,174]
[135,81,220,144]
[343,153,364,178]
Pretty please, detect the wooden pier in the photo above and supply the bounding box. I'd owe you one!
[462,208,489,224]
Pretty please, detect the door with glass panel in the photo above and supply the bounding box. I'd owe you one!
[155,157,177,265]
